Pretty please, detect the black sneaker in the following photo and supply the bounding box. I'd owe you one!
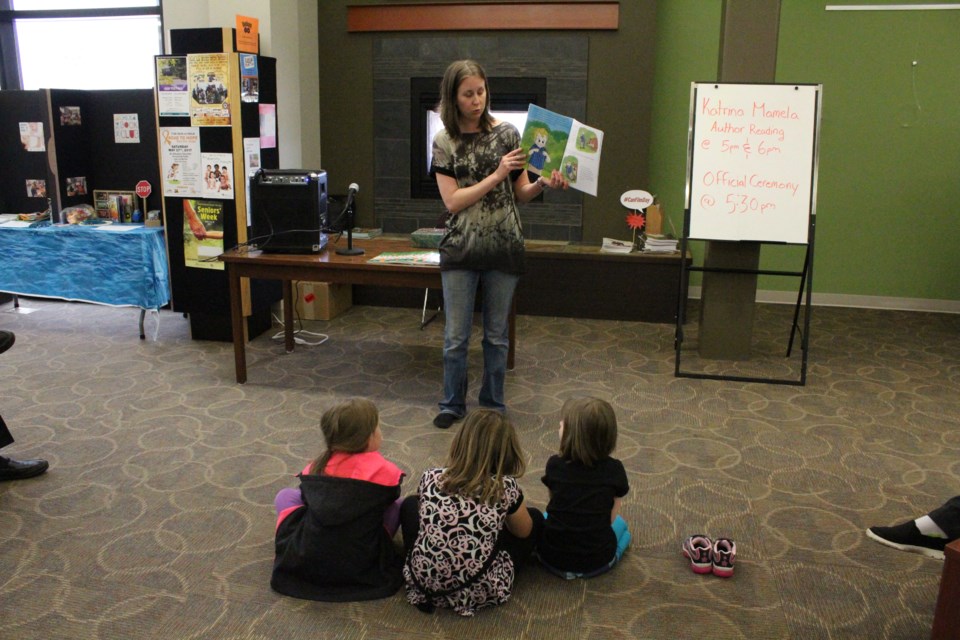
[866,521,948,560]
[432,412,461,429]
[0,330,14,355]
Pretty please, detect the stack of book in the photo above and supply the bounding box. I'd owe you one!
[411,227,444,248]
[600,237,634,254]
[641,233,679,253]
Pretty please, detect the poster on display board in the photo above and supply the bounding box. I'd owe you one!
[240,54,259,103]
[259,104,276,148]
[188,53,231,126]
[59,107,81,126]
[156,56,189,117]
[243,138,261,226]
[159,126,202,196]
[114,113,140,143]
[183,199,225,271]
[19,122,45,151]
[201,152,234,199]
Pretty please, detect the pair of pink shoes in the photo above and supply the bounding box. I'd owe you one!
[682,535,736,578]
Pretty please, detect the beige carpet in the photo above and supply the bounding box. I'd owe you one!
[1,297,957,639]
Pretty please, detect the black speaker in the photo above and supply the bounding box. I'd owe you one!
[249,169,328,253]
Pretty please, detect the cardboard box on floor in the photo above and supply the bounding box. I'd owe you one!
[287,281,352,320]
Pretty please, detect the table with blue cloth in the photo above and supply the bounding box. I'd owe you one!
[0,223,170,338]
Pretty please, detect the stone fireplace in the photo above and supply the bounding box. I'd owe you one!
[372,34,588,241]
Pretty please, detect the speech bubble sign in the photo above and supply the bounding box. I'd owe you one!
[620,189,653,210]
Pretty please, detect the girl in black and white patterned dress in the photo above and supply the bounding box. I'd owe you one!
[400,409,543,616]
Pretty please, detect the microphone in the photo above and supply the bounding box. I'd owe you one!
[343,182,359,211]
[336,182,365,256]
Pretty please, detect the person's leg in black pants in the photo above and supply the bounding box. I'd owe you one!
[400,494,421,554]
[928,496,960,540]
[499,507,544,568]
[867,495,960,559]
[0,330,49,481]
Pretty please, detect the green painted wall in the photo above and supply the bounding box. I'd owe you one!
[774,1,960,300]
[649,1,960,302]
[647,0,723,268]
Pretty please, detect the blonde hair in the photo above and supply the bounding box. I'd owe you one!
[308,398,379,475]
[437,59,494,142]
[441,409,525,505]
[559,397,618,467]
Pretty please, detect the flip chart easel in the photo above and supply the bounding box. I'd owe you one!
[675,82,823,385]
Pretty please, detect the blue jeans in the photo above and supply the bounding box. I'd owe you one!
[438,268,518,416]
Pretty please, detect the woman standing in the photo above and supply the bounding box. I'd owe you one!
[431,59,566,429]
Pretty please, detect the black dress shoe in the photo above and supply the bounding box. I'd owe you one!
[0,330,14,355]
[0,456,49,481]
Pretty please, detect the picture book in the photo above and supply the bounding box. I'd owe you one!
[520,104,604,196]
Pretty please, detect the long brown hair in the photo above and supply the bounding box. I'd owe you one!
[308,398,379,475]
[559,397,618,467]
[437,59,494,141]
[441,409,525,505]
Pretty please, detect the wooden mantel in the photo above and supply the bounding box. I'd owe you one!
[347,2,619,32]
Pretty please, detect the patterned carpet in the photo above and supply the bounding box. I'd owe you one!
[1,297,958,639]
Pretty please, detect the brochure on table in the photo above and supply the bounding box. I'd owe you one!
[520,104,603,196]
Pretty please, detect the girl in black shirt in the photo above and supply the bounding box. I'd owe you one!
[538,397,631,578]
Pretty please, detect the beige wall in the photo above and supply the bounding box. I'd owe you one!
[161,0,320,170]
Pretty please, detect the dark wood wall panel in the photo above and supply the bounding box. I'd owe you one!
[347,2,619,32]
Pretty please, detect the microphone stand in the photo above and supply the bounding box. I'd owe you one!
[335,200,364,256]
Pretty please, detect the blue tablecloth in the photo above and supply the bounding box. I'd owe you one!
[0,224,170,309]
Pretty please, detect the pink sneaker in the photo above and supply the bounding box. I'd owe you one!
[682,535,713,574]
[712,538,736,578]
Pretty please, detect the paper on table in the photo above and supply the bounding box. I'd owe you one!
[92,224,139,232]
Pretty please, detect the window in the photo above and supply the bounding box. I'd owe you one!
[0,1,163,90]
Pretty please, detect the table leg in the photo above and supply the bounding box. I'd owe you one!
[139,309,146,340]
[931,539,960,640]
[228,266,247,384]
[283,280,295,353]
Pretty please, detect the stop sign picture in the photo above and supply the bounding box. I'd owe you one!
[135,180,152,198]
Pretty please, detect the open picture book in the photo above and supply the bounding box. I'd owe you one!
[520,104,604,196]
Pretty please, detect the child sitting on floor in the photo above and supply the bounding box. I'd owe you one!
[537,397,631,578]
[401,409,543,616]
[271,398,405,601]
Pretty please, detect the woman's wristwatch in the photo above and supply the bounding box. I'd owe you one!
[536,176,549,190]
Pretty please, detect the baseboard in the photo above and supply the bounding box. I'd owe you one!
[686,286,960,315]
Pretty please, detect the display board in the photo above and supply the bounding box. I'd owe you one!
[685,83,821,244]
[159,28,280,341]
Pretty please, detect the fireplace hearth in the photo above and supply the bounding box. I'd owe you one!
[373,35,587,241]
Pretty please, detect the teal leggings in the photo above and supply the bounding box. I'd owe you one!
[541,514,632,579]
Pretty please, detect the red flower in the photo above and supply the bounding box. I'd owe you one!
[626,212,645,230]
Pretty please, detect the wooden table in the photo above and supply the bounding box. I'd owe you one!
[931,538,960,640]
[220,237,515,384]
